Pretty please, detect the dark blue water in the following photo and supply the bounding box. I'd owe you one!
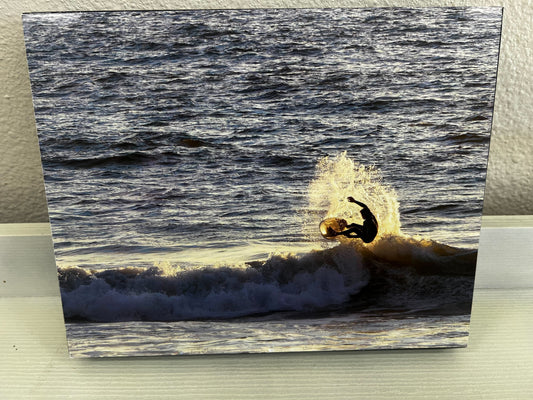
[24,8,501,268]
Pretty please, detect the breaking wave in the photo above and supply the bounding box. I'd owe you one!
[59,235,475,322]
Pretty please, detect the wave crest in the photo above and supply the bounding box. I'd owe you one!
[59,233,475,322]
[59,245,369,322]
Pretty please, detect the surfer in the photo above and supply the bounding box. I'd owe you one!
[327,197,379,243]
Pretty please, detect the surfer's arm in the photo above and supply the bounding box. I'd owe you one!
[339,225,362,239]
[326,227,339,237]
[347,197,368,209]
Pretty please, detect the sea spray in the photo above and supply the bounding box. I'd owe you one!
[305,152,402,242]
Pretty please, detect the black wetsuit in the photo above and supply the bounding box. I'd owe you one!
[338,201,378,243]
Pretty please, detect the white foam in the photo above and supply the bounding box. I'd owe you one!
[60,247,370,322]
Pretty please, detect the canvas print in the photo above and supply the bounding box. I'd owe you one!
[23,8,502,357]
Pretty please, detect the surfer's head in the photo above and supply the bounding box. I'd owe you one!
[360,208,371,219]
[338,219,348,230]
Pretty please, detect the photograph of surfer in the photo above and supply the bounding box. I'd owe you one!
[326,197,379,243]
[22,7,502,357]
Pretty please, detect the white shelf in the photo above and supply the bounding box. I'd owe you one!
[0,290,532,399]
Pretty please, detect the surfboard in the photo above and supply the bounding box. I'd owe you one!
[319,217,348,240]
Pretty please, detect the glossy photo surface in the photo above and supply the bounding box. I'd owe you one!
[23,8,501,357]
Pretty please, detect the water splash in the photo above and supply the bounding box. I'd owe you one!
[305,152,401,242]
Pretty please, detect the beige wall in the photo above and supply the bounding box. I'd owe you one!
[1,1,531,223]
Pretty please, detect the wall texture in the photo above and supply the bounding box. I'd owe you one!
[1,0,531,223]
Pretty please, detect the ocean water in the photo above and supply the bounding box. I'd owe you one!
[23,8,501,357]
